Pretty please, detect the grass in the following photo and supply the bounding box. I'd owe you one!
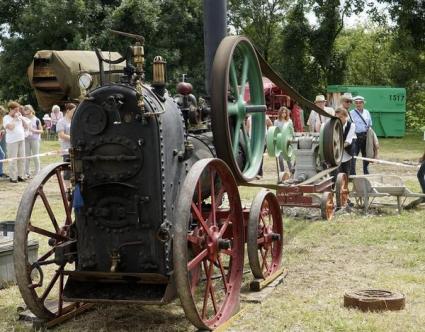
[0,132,424,331]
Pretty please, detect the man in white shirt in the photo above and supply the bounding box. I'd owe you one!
[350,95,372,174]
[307,95,334,132]
[3,101,30,183]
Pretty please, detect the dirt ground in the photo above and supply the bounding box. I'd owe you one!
[1,134,424,331]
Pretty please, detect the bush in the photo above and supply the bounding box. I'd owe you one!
[406,82,425,130]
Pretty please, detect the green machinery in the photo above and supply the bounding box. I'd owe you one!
[327,85,406,137]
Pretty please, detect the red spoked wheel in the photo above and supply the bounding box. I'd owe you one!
[247,190,283,279]
[320,191,335,220]
[174,158,244,330]
[335,173,349,208]
[13,162,75,319]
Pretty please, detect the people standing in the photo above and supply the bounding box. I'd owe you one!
[307,95,334,132]
[3,101,30,183]
[334,107,356,177]
[23,105,43,178]
[50,104,63,134]
[274,106,294,172]
[56,103,76,189]
[350,96,372,175]
[0,106,7,178]
[340,93,353,112]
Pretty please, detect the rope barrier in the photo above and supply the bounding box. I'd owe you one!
[0,150,66,164]
[354,156,421,169]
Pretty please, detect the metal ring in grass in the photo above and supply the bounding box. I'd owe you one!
[344,289,405,312]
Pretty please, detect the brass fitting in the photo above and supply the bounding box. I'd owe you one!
[152,56,167,86]
[110,250,120,273]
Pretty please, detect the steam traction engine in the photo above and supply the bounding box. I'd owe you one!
[13,32,285,332]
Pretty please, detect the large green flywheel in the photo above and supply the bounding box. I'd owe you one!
[211,36,266,183]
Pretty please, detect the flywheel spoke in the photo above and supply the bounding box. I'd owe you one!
[230,61,238,95]
[239,54,250,96]
[231,117,242,157]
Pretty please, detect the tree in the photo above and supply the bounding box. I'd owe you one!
[279,1,318,99]
[0,0,89,102]
[229,0,290,64]
[336,24,398,86]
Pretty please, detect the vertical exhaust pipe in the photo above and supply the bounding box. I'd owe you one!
[203,0,227,97]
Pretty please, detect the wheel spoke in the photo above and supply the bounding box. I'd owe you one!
[201,260,214,319]
[261,248,270,272]
[37,248,55,263]
[37,188,60,233]
[56,169,72,226]
[239,54,249,96]
[209,280,218,314]
[231,117,242,157]
[217,254,228,292]
[241,125,252,166]
[230,61,238,96]
[191,202,212,237]
[188,249,208,271]
[218,218,230,238]
[187,233,201,246]
[40,268,62,302]
[28,224,68,242]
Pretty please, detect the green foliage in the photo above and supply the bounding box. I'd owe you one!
[336,24,398,85]
[405,82,425,130]
[229,0,289,64]
[0,0,205,105]
[279,2,318,99]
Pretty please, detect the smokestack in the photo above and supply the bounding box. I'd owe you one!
[203,0,227,97]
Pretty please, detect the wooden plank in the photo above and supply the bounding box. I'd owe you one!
[249,267,286,292]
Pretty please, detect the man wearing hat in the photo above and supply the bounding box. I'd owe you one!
[307,95,334,132]
[340,93,353,111]
[350,95,372,174]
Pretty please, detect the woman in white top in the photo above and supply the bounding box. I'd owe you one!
[274,106,294,172]
[3,101,30,183]
[23,105,43,177]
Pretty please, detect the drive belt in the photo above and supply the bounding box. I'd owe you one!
[254,47,336,119]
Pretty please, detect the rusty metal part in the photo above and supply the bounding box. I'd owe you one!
[173,158,244,330]
[247,190,283,279]
[320,191,335,220]
[344,290,405,311]
[14,162,75,320]
[335,173,349,208]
